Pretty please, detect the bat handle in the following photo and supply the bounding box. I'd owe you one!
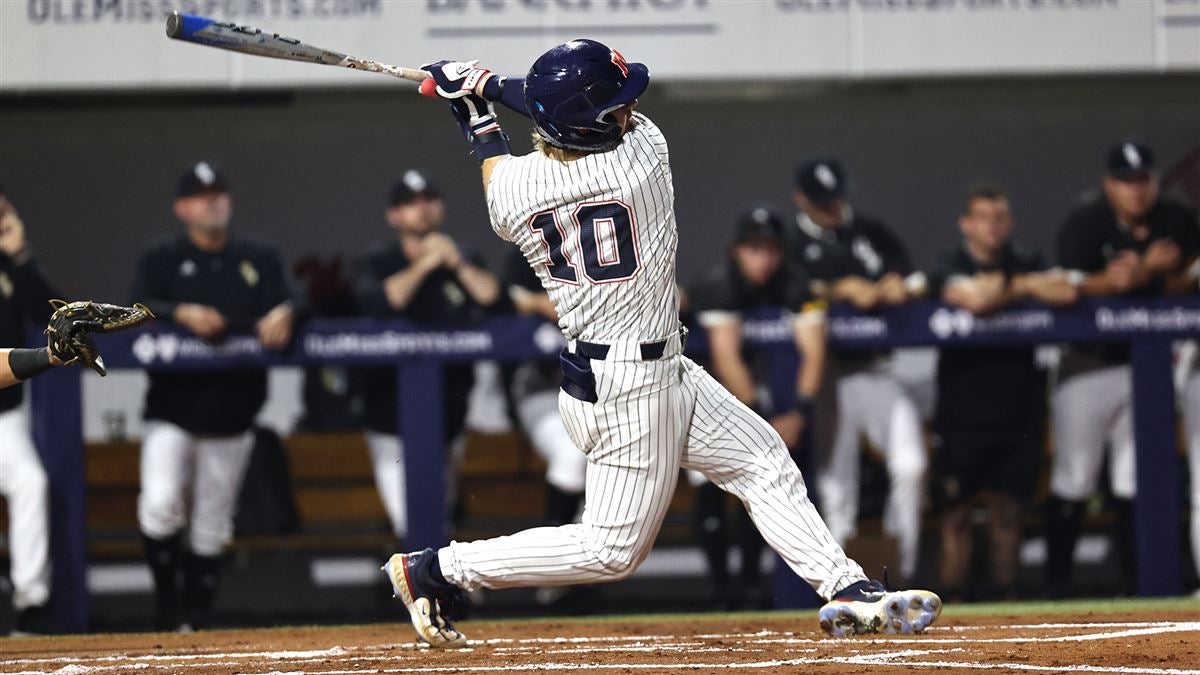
[165,12,214,40]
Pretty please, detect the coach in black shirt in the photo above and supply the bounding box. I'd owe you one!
[129,162,296,630]
[0,187,58,634]
[355,170,500,545]
[929,183,1076,601]
[1047,141,1200,596]
[785,159,927,584]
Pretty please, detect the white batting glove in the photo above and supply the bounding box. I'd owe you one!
[421,60,494,100]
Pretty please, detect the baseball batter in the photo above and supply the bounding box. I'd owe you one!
[380,41,940,646]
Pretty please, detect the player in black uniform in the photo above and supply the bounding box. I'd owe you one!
[129,162,297,630]
[689,206,827,608]
[929,183,1077,601]
[1048,141,1200,596]
[355,170,500,546]
[0,187,58,634]
[786,158,927,583]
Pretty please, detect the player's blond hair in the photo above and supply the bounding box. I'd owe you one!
[533,132,589,163]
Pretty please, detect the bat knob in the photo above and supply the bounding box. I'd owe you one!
[166,11,182,38]
[418,78,438,99]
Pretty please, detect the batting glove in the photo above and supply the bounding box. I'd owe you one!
[447,94,510,162]
[421,59,495,99]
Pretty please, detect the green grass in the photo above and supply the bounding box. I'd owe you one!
[483,595,1199,626]
[939,595,1200,617]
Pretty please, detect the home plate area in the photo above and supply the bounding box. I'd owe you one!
[3,611,1199,674]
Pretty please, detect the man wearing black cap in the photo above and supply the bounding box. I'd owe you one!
[688,205,827,608]
[0,186,59,634]
[355,170,500,545]
[129,161,298,630]
[1047,141,1200,596]
[786,159,927,584]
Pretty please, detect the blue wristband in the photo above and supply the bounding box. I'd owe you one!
[463,116,510,162]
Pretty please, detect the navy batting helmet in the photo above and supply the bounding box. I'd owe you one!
[523,39,649,153]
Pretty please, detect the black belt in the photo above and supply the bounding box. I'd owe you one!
[574,328,686,362]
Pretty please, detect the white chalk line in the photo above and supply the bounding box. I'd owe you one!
[930,622,1190,631]
[4,622,1200,674]
[883,659,1200,674]
[14,656,1200,675]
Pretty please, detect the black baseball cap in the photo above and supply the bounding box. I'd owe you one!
[734,205,785,244]
[1106,141,1155,180]
[795,159,846,205]
[177,162,230,198]
[389,169,440,206]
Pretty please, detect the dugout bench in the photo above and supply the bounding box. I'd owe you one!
[27,296,1200,631]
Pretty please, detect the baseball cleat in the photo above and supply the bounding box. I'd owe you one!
[382,549,469,648]
[818,580,942,637]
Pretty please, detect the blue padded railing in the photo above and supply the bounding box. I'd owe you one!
[29,296,1200,630]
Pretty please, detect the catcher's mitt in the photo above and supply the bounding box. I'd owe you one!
[45,300,155,376]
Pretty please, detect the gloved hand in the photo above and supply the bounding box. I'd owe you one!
[45,299,156,376]
[419,59,531,119]
[445,93,510,162]
[421,59,495,100]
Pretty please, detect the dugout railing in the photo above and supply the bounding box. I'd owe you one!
[26,296,1200,631]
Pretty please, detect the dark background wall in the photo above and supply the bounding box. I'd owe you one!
[2,75,1198,302]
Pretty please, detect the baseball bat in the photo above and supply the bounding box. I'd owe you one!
[165,12,430,85]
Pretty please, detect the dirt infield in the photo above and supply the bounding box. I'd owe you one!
[3,604,1199,674]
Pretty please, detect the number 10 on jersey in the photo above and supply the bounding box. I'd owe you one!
[529,200,641,284]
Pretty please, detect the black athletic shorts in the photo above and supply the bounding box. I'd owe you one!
[931,420,1045,508]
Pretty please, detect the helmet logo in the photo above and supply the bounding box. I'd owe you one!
[610,49,629,78]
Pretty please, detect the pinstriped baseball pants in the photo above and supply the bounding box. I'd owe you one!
[439,355,866,600]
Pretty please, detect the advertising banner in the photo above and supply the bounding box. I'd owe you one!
[3,0,1199,90]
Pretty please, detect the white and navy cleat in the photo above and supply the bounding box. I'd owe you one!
[819,580,942,637]
[883,589,942,634]
[382,549,469,648]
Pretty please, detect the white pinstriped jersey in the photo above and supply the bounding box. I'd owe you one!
[486,113,679,343]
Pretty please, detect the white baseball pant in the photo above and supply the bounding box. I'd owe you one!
[817,368,927,580]
[516,389,587,494]
[1050,365,1134,501]
[0,407,51,610]
[367,431,468,539]
[439,349,866,601]
[137,422,255,556]
[366,432,408,539]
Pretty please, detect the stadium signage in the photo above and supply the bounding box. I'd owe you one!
[1095,306,1200,334]
[3,0,1195,90]
[303,330,494,357]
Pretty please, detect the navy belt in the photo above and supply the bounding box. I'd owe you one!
[574,328,686,362]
